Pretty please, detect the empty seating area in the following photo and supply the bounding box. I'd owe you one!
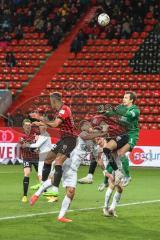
[3,1,159,130]
[130,31,160,73]
[0,0,91,97]
[0,29,52,96]
[32,12,160,129]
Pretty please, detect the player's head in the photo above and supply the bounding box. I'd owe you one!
[95,136,105,147]
[50,92,62,109]
[91,115,107,128]
[123,91,137,107]
[79,120,92,131]
[22,119,31,132]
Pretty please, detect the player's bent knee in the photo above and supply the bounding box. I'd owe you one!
[118,144,130,157]
[44,159,53,164]
[116,185,123,193]
[45,151,56,163]
[55,154,67,165]
[24,168,30,177]
[67,187,75,199]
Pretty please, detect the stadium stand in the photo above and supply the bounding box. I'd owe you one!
[1,0,160,129]
[0,0,91,97]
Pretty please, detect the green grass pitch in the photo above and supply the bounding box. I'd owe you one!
[0,165,160,240]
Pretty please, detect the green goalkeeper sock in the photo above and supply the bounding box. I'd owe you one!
[104,164,113,184]
[121,156,130,177]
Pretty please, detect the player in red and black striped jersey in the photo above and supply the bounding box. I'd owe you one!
[19,119,39,203]
[30,92,77,197]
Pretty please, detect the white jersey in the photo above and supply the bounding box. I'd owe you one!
[62,135,100,188]
[76,136,94,153]
[30,132,52,153]
[62,136,94,173]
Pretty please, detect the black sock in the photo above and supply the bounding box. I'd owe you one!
[103,148,118,171]
[53,165,62,187]
[88,160,97,174]
[104,176,108,185]
[23,176,29,196]
[42,163,51,181]
[109,159,118,171]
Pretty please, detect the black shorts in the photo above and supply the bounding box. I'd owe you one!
[23,159,38,172]
[113,134,129,150]
[51,135,77,158]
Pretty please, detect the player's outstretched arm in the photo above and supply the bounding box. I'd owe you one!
[29,135,48,148]
[97,104,116,117]
[40,118,62,128]
[30,113,62,128]
[80,130,107,140]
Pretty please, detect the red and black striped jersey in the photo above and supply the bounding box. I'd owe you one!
[56,104,77,137]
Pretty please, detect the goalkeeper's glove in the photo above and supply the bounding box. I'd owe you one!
[97,104,105,113]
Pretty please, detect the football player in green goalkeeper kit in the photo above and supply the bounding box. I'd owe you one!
[94,91,140,186]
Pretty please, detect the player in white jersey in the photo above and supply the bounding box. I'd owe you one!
[29,120,108,222]
[96,136,124,217]
[24,125,52,190]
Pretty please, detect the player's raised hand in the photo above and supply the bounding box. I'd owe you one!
[97,104,105,113]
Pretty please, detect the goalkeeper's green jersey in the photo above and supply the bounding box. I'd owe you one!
[118,104,140,136]
[104,104,140,136]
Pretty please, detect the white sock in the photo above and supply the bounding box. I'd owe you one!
[35,179,52,196]
[58,195,71,219]
[110,191,121,210]
[104,187,113,208]
[52,186,59,193]
[87,173,93,180]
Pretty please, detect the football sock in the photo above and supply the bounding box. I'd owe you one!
[42,163,51,181]
[121,156,130,177]
[35,179,52,196]
[110,191,121,210]
[104,187,113,208]
[88,160,97,175]
[108,158,118,171]
[104,176,108,185]
[103,148,118,171]
[58,195,71,219]
[104,164,113,184]
[87,173,93,180]
[23,176,29,196]
[53,165,62,187]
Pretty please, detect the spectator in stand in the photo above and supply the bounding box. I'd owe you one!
[13,110,24,127]
[6,52,16,67]
[27,8,35,26]
[49,25,63,49]
[15,24,24,41]
[5,112,14,127]
[70,36,82,56]
[69,3,79,25]
[59,17,67,32]
[3,31,12,42]
[77,29,88,46]
[34,17,44,33]
[121,17,131,38]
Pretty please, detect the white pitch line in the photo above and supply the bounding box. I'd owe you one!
[0,172,21,174]
[0,199,160,221]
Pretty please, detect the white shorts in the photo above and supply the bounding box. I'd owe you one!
[38,151,50,176]
[62,169,77,188]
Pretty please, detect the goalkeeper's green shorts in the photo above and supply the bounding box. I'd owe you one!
[128,134,139,150]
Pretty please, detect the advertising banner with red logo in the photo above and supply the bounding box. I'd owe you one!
[0,128,59,164]
[128,130,160,167]
[0,128,160,167]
